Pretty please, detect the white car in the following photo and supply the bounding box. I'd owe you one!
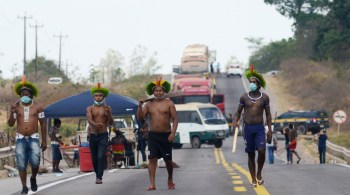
[226,65,243,77]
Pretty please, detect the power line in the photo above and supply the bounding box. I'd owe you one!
[30,21,43,82]
[18,12,32,77]
[53,32,68,71]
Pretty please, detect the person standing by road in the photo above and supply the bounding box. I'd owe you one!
[7,76,47,194]
[226,113,234,135]
[266,134,278,164]
[318,129,328,164]
[86,83,114,184]
[216,62,221,77]
[289,124,301,164]
[137,77,178,191]
[234,65,272,187]
[283,124,292,164]
[210,62,214,76]
[50,118,64,173]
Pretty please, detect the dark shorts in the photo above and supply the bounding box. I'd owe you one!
[148,132,172,161]
[51,144,62,161]
[243,124,266,153]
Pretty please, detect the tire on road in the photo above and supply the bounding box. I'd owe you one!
[191,136,201,149]
[214,139,223,148]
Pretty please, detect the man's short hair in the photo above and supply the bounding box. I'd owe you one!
[288,123,294,129]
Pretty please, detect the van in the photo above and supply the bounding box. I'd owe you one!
[48,77,63,84]
[172,103,228,149]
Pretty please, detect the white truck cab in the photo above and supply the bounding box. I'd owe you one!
[173,103,228,149]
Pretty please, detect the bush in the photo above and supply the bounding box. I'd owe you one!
[60,124,77,138]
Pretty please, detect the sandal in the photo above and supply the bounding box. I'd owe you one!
[257,178,264,185]
[297,158,301,164]
[168,182,176,190]
[147,186,156,191]
[249,182,257,188]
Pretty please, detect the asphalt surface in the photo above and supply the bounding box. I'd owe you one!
[1,74,350,195]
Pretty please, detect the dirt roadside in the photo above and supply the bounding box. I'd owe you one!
[264,75,347,165]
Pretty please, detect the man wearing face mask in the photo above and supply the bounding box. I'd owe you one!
[234,65,272,188]
[7,76,47,194]
[86,83,113,184]
[137,77,178,191]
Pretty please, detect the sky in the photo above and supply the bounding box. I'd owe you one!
[0,0,294,80]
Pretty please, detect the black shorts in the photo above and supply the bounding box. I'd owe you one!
[148,132,172,161]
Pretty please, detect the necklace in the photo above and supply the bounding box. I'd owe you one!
[20,101,33,108]
[247,91,262,103]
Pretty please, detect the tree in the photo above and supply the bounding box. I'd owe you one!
[128,45,161,76]
[88,64,100,83]
[99,49,125,83]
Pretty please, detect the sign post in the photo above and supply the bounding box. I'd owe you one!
[333,110,347,135]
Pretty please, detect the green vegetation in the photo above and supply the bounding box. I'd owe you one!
[328,131,350,149]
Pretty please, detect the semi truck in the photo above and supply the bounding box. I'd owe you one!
[171,44,225,114]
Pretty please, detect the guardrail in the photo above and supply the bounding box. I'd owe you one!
[326,141,350,163]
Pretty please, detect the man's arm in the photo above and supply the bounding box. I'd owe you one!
[106,106,114,126]
[234,95,245,127]
[168,102,178,142]
[7,103,17,127]
[264,95,272,140]
[38,105,47,151]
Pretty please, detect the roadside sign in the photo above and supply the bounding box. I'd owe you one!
[333,110,347,124]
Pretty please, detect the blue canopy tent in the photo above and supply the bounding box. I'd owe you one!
[44,90,138,118]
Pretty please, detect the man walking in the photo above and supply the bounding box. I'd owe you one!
[7,76,47,194]
[234,65,272,187]
[137,77,178,190]
[86,83,113,184]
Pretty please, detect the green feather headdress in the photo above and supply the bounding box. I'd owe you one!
[90,83,109,97]
[245,64,266,88]
[14,76,39,97]
[145,77,171,96]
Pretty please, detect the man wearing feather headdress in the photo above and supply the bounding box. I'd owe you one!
[137,77,178,191]
[234,65,272,188]
[86,83,113,184]
[7,76,47,194]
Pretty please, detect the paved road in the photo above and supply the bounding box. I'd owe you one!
[1,74,350,195]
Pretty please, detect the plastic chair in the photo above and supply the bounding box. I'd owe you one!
[111,144,129,168]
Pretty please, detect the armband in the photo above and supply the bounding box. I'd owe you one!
[55,133,60,138]
[13,113,17,119]
[38,112,45,119]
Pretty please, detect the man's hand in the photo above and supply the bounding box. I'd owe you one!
[168,132,175,142]
[104,106,111,116]
[234,121,239,128]
[41,142,47,152]
[138,98,145,106]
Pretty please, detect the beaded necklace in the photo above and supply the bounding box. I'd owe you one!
[247,91,262,103]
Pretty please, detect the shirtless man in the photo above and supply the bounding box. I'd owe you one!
[7,78,47,194]
[234,65,272,187]
[137,78,178,190]
[50,118,64,173]
[86,83,113,184]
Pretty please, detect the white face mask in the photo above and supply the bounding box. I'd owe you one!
[94,99,105,105]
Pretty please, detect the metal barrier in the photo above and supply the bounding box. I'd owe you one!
[326,141,350,163]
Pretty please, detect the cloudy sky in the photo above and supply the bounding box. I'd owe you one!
[0,0,293,80]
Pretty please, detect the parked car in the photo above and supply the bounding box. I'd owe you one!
[272,110,329,135]
[226,65,243,77]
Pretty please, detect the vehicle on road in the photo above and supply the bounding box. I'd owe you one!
[226,64,243,77]
[272,110,329,135]
[172,103,228,149]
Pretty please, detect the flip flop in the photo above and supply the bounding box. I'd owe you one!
[249,182,257,188]
[168,182,176,190]
[147,186,156,191]
[257,178,264,185]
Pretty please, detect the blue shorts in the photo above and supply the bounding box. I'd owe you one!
[51,144,62,161]
[15,137,40,171]
[243,124,266,153]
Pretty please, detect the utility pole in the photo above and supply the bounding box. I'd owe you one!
[54,32,68,71]
[30,21,43,82]
[18,12,32,77]
[65,60,72,78]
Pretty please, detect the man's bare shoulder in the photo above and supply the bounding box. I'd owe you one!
[33,102,44,111]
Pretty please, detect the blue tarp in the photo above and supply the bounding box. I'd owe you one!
[44,90,138,118]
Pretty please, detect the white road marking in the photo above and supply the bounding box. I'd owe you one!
[108,169,120,173]
[28,172,94,194]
